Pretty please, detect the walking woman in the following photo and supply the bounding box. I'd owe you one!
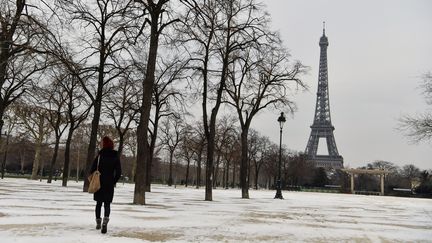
[90,136,122,234]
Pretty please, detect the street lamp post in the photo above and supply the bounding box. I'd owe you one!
[274,112,286,199]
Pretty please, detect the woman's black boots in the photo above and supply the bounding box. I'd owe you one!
[101,217,109,234]
[96,218,102,230]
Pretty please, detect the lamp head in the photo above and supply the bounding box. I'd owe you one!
[278,112,286,129]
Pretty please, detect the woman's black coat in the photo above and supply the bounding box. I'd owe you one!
[90,148,122,203]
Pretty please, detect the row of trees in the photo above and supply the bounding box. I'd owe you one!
[2,122,431,196]
[351,161,432,195]
[0,0,306,204]
[0,115,303,190]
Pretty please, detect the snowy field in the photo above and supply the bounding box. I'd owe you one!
[0,178,431,243]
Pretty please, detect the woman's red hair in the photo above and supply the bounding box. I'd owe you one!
[102,136,114,150]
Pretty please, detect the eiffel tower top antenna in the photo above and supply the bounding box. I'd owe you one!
[323,21,325,35]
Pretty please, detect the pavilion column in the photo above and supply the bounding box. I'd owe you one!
[350,173,354,194]
[380,174,385,196]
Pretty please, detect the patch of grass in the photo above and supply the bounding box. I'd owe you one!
[114,230,182,242]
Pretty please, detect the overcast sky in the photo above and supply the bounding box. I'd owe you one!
[250,0,432,169]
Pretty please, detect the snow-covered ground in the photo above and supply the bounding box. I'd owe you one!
[0,178,431,243]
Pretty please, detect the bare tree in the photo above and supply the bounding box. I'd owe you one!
[141,55,187,191]
[56,0,140,191]
[180,124,195,187]
[261,143,279,188]
[0,1,51,142]
[401,164,421,190]
[181,0,264,200]
[134,0,166,204]
[1,109,18,179]
[399,73,432,142]
[247,130,259,188]
[179,0,220,199]
[123,128,138,181]
[230,142,241,188]
[133,0,188,204]
[160,115,185,186]
[12,102,51,179]
[191,121,206,188]
[57,71,91,187]
[70,126,88,182]
[214,116,237,188]
[366,160,402,190]
[249,133,271,190]
[286,152,313,187]
[367,160,399,172]
[103,69,140,157]
[220,127,239,189]
[29,71,69,184]
[225,32,306,198]
[40,30,95,186]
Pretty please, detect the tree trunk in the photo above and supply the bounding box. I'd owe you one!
[83,19,107,191]
[146,130,157,192]
[20,152,24,174]
[0,115,7,179]
[203,13,231,200]
[232,159,236,188]
[134,81,151,205]
[213,153,221,188]
[206,147,214,198]
[1,133,9,179]
[145,147,153,191]
[47,136,61,183]
[31,115,45,180]
[168,151,174,186]
[134,18,160,205]
[204,77,225,200]
[39,154,45,181]
[0,49,9,146]
[0,109,4,147]
[225,159,230,189]
[222,163,226,189]
[76,149,80,182]
[31,142,42,180]
[185,158,190,187]
[196,152,202,188]
[118,133,124,157]
[131,154,137,182]
[146,105,160,192]
[255,164,259,190]
[62,128,74,187]
[240,129,249,198]
[247,158,251,190]
[83,94,102,191]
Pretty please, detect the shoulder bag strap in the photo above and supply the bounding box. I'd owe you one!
[97,155,100,171]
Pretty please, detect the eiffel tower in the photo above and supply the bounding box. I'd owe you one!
[305,24,343,169]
